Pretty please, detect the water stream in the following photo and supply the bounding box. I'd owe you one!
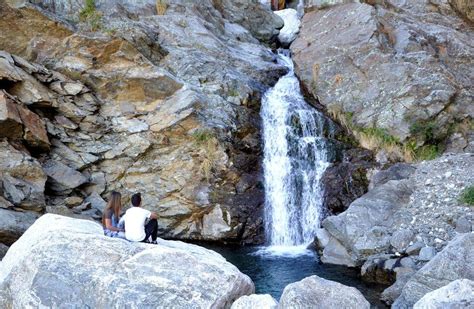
[261,50,334,250]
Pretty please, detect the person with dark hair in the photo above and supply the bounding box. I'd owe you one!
[121,193,159,244]
[102,191,125,239]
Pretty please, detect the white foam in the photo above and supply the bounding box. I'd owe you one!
[252,245,316,258]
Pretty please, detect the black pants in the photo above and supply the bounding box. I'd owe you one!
[143,218,158,242]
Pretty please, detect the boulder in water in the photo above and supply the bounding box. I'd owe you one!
[232,294,278,308]
[279,275,370,308]
[0,214,254,307]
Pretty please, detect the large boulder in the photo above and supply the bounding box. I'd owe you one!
[393,233,474,308]
[321,153,474,267]
[278,275,370,308]
[0,214,254,307]
[413,279,474,309]
[291,1,474,154]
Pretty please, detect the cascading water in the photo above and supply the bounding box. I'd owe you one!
[261,50,334,250]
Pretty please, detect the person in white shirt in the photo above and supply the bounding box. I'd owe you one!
[121,193,158,243]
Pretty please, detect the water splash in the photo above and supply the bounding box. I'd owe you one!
[261,50,334,248]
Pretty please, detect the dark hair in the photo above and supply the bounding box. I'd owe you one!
[102,191,121,226]
[131,193,141,207]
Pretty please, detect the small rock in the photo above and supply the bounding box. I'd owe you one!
[418,247,437,261]
[406,242,424,256]
[455,216,472,233]
[390,229,414,252]
[84,192,106,214]
[42,160,87,192]
[400,257,416,269]
[384,258,399,271]
[64,196,84,208]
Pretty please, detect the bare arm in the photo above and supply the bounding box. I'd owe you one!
[150,212,158,220]
[104,218,122,232]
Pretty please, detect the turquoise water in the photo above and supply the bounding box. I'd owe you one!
[204,245,388,308]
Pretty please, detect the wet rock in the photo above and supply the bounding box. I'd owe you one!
[42,160,87,193]
[321,236,356,267]
[413,279,474,309]
[381,267,416,305]
[279,275,370,308]
[418,246,436,262]
[393,233,474,308]
[0,208,37,246]
[361,254,397,285]
[0,139,46,210]
[314,228,330,252]
[0,214,254,307]
[322,148,375,214]
[201,205,232,240]
[274,9,300,47]
[231,294,278,309]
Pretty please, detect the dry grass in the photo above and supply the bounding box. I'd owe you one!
[327,104,416,162]
[156,0,167,15]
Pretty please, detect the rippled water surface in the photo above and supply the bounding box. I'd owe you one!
[204,245,388,308]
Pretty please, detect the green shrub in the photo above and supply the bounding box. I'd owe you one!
[460,186,474,206]
[79,0,103,31]
[410,120,437,143]
[414,144,440,161]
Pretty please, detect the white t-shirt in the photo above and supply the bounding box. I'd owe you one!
[122,207,151,242]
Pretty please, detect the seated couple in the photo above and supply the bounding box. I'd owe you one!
[102,191,159,244]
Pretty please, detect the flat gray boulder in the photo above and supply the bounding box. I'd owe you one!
[0,208,38,246]
[0,214,254,307]
[393,233,474,308]
[414,279,474,309]
[279,275,370,309]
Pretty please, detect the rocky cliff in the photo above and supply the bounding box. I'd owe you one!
[0,0,287,248]
[292,0,473,162]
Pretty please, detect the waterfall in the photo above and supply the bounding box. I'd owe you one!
[261,50,333,249]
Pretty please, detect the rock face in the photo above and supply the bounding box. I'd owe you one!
[393,233,474,308]
[0,139,47,211]
[231,294,278,309]
[291,1,474,155]
[320,153,474,267]
[0,214,254,307]
[0,208,38,246]
[279,275,370,309]
[0,0,288,244]
[413,279,474,309]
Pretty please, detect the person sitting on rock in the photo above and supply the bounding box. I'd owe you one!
[120,193,159,244]
[102,191,126,239]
